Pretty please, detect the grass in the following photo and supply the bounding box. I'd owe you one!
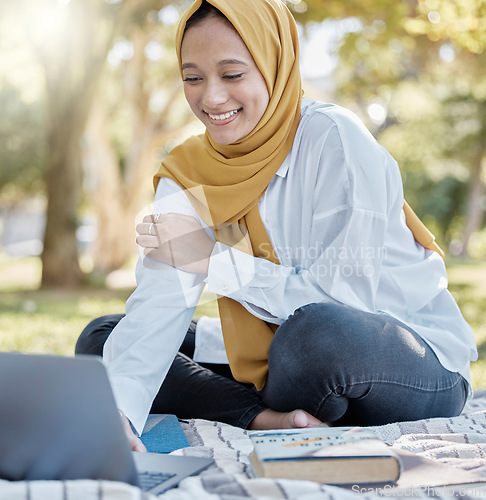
[0,253,485,387]
[447,259,486,388]
[0,253,219,356]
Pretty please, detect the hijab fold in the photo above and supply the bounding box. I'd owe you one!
[154,0,444,391]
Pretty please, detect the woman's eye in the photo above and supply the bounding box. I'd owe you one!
[224,73,243,80]
[183,77,200,83]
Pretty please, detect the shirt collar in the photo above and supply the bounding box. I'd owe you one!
[274,98,308,179]
[275,156,290,178]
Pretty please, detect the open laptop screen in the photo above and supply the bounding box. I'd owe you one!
[0,352,139,485]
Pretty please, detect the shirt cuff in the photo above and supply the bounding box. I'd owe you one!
[108,375,153,436]
[206,242,256,296]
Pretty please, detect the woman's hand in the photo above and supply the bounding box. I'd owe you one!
[136,213,215,275]
[119,411,147,452]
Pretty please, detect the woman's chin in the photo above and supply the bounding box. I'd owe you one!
[206,121,250,146]
[208,130,239,145]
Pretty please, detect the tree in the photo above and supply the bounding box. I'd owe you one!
[0,5,46,204]
[84,12,196,273]
[4,0,483,283]
[0,83,45,201]
[15,0,174,287]
[297,0,486,255]
[405,0,486,255]
[16,0,121,286]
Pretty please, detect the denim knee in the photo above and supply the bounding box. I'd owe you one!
[268,302,359,375]
[262,303,363,414]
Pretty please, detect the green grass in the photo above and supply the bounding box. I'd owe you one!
[447,259,486,388]
[0,253,485,387]
[0,288,130,354]
[0,253,219,357]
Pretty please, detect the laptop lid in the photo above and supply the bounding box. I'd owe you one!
[0,352,140,485]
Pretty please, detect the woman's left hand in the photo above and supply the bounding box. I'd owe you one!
[136,213,215,275]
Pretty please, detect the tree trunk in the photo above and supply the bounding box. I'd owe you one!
[41,120,83,286]
[85,99,138,273]
[34,0,124,287]
[460,147,485,257]
[85,95,193,273]
[40,89,100,287]
[85,24,191,274]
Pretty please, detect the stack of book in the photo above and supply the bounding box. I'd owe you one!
[248,426,401,486]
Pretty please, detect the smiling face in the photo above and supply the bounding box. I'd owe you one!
[180,15,270,145]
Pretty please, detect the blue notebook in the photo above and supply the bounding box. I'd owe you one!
[141,414,190,454]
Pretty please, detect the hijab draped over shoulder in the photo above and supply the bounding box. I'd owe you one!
[154,0,301,390]
[154,0,444,391]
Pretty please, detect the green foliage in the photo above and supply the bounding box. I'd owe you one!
[405,0,486,54]
[312,0,486,251]
[376,77,478,245]
[285,0,410,25]
[0,82,45,198]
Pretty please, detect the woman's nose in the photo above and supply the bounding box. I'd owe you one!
[202,78,228,108]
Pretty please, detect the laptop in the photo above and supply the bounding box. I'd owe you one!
[0,352,213,494]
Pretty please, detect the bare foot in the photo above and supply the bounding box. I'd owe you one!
[249,409,330,430]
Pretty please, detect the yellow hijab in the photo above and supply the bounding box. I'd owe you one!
[154,0,444,391]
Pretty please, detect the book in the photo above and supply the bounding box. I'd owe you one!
[140,414,190,453]
[248,426,401,486]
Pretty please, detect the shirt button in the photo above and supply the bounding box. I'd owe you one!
[222,285,228,292]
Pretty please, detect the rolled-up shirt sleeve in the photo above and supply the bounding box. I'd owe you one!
[103,178,209,435]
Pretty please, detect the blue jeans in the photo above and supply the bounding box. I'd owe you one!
[76,303,467,429]
[261,303,468,426]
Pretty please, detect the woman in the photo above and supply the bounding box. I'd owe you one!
[77,0,477,452]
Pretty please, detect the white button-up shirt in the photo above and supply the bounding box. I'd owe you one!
[104,99,477,434]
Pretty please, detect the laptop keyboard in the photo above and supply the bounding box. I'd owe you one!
[138,471,176,491]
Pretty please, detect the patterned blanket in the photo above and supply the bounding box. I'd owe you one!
[2,392,486,499]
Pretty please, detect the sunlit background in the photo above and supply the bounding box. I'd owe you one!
[0,0,485,384]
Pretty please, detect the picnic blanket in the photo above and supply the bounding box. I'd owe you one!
[2,392,486,499]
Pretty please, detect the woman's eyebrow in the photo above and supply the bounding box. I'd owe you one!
[181,62,198,70]
[218,59,248,66]
[181,59,248,71]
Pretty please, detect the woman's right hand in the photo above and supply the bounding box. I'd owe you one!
[119,410,147,452]
[136,213,215,275]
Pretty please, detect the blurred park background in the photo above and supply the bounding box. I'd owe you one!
[1,0,485,386]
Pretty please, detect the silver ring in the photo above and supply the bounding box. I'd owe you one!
[149,223,155,236]
[153,213,160,224]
